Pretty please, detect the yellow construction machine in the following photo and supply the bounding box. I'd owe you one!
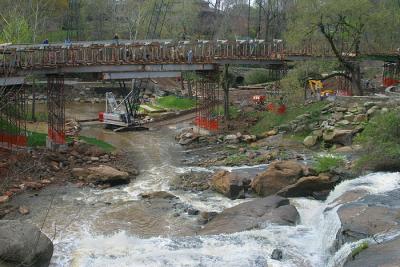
[306,79,336,100]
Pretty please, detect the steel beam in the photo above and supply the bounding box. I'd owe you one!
[14,64,217,76]
[103,71,181,80]
[214,59,285,66]
[0,77,25,86]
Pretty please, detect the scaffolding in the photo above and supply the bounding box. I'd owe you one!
[0,85,27,149]
[383,62,400,87]
[195,80,220,131]
[47,75,65,146]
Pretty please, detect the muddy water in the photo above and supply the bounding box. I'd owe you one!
[28,102,104,121]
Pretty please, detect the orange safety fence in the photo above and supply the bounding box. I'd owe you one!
[267,103,287,115]
[48,129,65,145]
[0,133,28,147]
[383,77,400,87]
[194,117,219,131]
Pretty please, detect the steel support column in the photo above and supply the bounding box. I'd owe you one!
[195,79,220,132]
[47,75,66,150]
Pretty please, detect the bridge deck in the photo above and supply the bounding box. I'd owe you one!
[0,40,398,84]
[0,40,285,77]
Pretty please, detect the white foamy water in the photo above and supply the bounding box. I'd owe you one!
[47,172,400,267]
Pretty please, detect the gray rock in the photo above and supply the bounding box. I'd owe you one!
[335,107,348,112]
[363,102,377,109]
[303,135,318,147]
[225,134,239,144]
[332,112,344,121]
[323,129,353,146]
[140,191,178,200]
[187,208,200,216]
[353,114,368,122]
[271,249,283,261]
[72,165,132,186]
[344,237,400,267]
[251,161,308,197]
[0,220,53,267]
[210,171,249,200]
[381,107,389,114]
[337,120,350,126]
[337,189,400,247]
[199,195,299,235]
[277,174,339,199]
[367,106,379,116]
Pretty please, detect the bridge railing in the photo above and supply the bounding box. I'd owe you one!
[0,40,285,76]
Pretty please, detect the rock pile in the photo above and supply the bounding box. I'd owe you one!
[176,128,257,146]
[279,101,396,148]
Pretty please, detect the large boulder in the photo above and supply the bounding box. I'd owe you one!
[251,161,308,196]
[72,165,132,186]
[323,129,354,146]
[199,195,299,235]
[277,173,340,199]
[0,220,53,267]
[336,189,400,247]
[176,129,199,145]
[303,135,318,147]
[210,171,250,199]
[345,237,400,267]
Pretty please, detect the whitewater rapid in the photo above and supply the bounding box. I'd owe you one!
[48,169,400,267]
[42,125,400,266]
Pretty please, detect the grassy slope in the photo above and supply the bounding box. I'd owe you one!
[77,136,115,152]
[157,96,196,110]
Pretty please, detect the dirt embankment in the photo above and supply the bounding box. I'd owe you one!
[0,142,138,217]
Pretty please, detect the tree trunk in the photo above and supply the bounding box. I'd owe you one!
[31,83,36,122]
[187,80,193,98]
[224,64,230,121]
[350,62,363,96]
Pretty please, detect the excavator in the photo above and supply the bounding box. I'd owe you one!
[99,0,171,130]
[306,79,336,101]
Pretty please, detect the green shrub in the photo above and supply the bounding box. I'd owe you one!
[355,111,400,171]
[244,69,275,85]
[313,154,345,173]
[351,241,369,259]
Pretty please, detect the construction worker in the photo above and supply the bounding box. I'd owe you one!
[113,33,119,45]
[187,49,193,64]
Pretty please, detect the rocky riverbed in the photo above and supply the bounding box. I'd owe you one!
[1,98,400,266]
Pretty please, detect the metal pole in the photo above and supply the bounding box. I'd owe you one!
[248,0,251,39]
[224,64,229,121]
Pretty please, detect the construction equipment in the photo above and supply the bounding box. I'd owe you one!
[100,0,170,129]
[306,79,336,100]
[99,80,147,130]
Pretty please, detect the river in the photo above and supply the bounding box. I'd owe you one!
[11,103,400,266]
